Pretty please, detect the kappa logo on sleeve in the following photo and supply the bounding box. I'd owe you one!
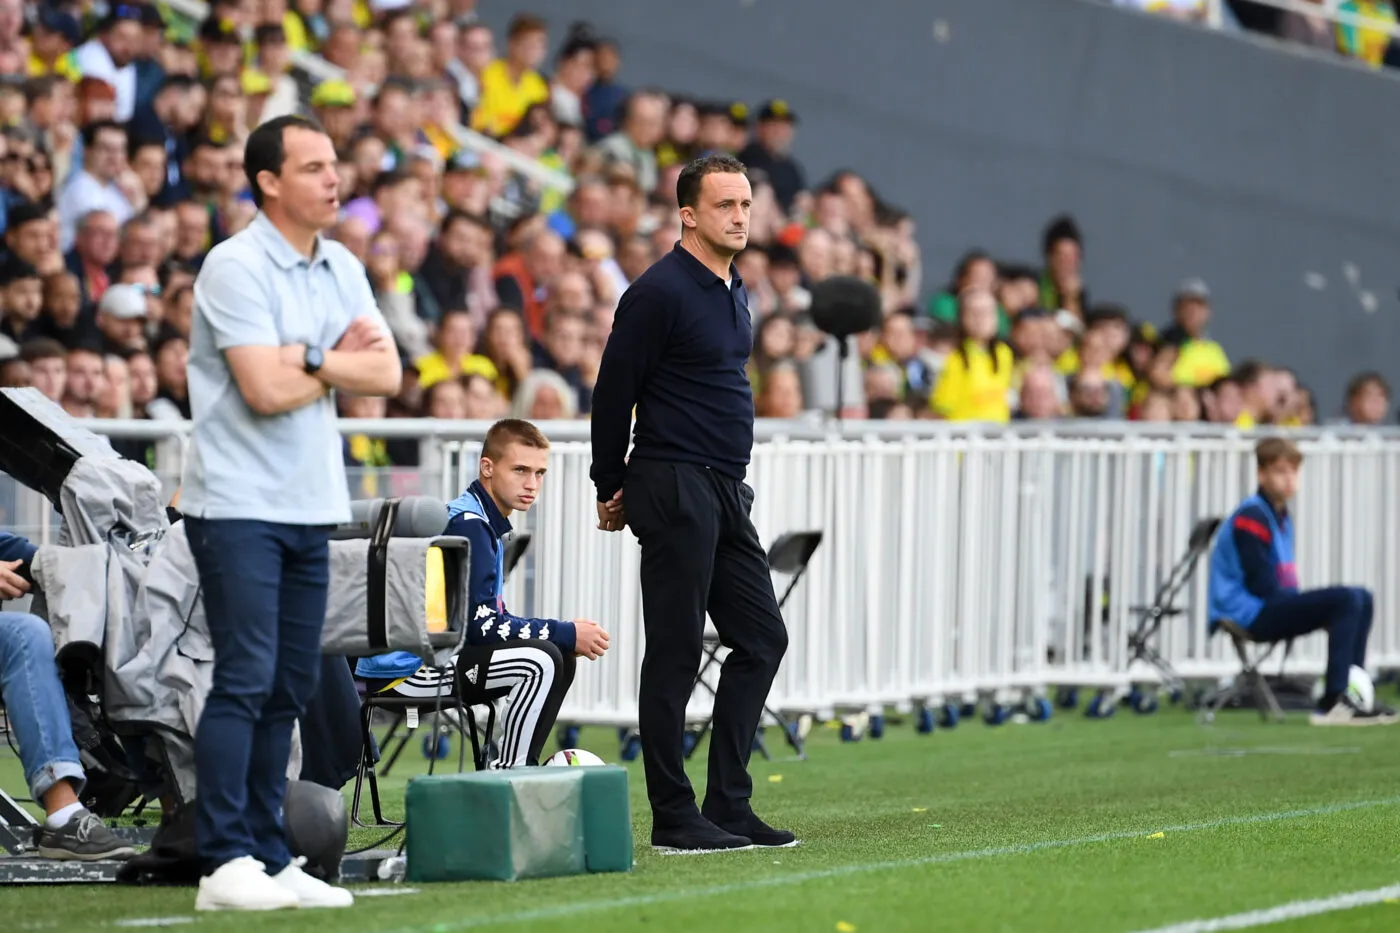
[476,604,496,633]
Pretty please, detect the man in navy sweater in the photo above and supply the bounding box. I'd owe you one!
[590,155,793,854]
[1207,438,1395,725]
[0,530,138,860]
[356,419,610,767]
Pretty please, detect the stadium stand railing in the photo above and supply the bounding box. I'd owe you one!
[5,421,1395,726]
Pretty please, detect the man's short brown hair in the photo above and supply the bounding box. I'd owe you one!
[1256,437,1302,469]
[1233,359,1269,389]
[507,13,546,39]
[1346,370,1390,402]
[482,418,550,462]
[19,338,66,364]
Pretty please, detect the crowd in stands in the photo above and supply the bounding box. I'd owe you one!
[0,0,1394,480]
[1117,0,1400,70]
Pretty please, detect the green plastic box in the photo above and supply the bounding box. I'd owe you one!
[580,767,633,873]
[404,766,633,883]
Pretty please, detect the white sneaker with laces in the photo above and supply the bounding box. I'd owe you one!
[271,857,355,908]
[195,856,300,912]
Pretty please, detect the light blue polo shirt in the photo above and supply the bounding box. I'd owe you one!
[180,212,385,525]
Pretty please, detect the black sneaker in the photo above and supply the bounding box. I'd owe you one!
[34,809,139,861]
[651,817,754,855]
[704,809,799,848]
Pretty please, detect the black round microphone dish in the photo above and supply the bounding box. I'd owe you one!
[808,276,883,338]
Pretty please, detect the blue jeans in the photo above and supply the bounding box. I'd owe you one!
[0,611,84,803]
[1248,586,1372,700]
[185,518,330,876]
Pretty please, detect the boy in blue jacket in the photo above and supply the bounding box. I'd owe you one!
[0,530,138,859]
[355,419,610,767]
[1208,438,1394,726]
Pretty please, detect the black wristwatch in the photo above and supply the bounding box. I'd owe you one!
[303,346,324,374]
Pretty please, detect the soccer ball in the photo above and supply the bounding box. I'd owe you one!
[545,748,606,767]
[1310,665,1375,711]
[1349,665,1376,712]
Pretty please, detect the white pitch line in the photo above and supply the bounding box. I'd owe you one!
[378,795,1400,933]
[1167,746,1362,759]
[355,887,422,897]
[1124,883,1400,933]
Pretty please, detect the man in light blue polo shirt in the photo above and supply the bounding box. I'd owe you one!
[180,114,401,913]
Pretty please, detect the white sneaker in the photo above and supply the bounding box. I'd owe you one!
[270,857,354,909]
[1310,696,1399,727]
[195,856,300,912]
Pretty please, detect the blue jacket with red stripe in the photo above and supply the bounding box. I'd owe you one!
[1207,490,1299,630]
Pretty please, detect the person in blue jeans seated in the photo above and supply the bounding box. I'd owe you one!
[0,529,138,860]
[356,419,611,767]
[1207,437,1396,726]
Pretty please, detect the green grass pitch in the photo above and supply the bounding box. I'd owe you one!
[6,700,1400,932]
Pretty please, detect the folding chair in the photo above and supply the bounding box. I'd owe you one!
[1198,620,1291,724]
[351,690,495,828]
[685,530,823,762]
[1126,516,1221,698]
[353,529,534,825]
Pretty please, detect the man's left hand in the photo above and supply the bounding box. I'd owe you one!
[336,316,389,353]
[0,560,30,600]
[596,491,626,532]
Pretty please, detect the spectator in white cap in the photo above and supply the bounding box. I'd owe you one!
[96,282,148,354]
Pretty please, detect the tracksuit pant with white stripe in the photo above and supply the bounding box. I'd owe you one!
[366,640,576,768]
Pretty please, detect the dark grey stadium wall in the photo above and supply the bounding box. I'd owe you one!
[483,0,1400,416]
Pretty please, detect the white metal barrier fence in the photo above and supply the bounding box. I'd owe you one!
[4,421,1397,725]
[453,430,1396,724]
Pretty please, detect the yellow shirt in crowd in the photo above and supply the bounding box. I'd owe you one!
[931,341,1016,422]
[1336,1,1397,66]
[1172,338,1230,387]
[1054,347,1136,389]
[27,52,80,80]
[415,351,500,390]
[280,10,309,52]
[422,124,459,161]
[471,59,548,137]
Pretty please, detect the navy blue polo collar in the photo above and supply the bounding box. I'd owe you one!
[671,241,744,290]
[469,479,514,538]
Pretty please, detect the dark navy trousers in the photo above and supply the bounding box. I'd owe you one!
[185,517,330,875]
[1248,586,1372,699]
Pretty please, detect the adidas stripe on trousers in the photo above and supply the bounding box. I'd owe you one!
[368,640,576,767]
